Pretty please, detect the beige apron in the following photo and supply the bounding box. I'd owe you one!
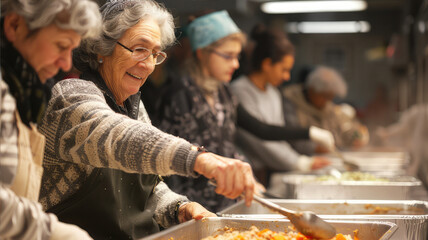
[10,112,45,201]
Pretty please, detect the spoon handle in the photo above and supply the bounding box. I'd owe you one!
[333,148,359,171]
[252,195,296,218]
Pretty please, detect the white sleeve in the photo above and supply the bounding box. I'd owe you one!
[0,185,56,240]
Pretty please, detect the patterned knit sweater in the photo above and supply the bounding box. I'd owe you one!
[38,78,199,228]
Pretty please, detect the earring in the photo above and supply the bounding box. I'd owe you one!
[98,58,103,64]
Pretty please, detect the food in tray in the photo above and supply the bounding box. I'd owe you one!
[201,226,357,240]
[315,171,388,182]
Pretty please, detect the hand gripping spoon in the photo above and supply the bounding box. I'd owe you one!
[209,180,336,239]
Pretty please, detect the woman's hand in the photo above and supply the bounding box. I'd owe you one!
[311,156,331,170]
[50,221,93,240]
[178,202,217,223]
[193,152,256,206]
[309,126,335,151]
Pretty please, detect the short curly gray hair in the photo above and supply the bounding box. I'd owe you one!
[74,0,175,72]
[1,0,101,39]
[305,66,347,98]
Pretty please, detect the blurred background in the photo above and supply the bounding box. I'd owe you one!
[92,0,424,132]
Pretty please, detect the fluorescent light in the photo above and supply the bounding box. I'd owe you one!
[286,21,371,33]
[261,1,367,14]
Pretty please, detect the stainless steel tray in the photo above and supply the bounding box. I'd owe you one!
[324,151,409,175]
[281,174,421,200]
[219,200,428,240]
[142,217,397,240]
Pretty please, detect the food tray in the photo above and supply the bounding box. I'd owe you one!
[324,151,409,175]
[142,217,397,240]
[281,173,421,200]
[219,200,428,240]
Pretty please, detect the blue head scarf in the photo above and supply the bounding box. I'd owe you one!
[186,10,240,51]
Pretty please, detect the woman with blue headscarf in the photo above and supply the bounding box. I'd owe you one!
[154,10,250,212]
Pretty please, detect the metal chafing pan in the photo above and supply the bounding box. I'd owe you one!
[324,151,409,175]
[219,200,428,240]
[141,217,397,240]
[280,173,421,200]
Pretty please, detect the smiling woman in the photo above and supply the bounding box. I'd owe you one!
[99,18,164,104]
[38,0,257,239]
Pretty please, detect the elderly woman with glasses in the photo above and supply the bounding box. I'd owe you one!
[0,0,101,239]
[38,0,256,239]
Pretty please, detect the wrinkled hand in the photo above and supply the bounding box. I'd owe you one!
[309,126,335,151]
[194,152,256,206]
[178,202,217,223]
[50,221,93,240]
[311,156,331,170]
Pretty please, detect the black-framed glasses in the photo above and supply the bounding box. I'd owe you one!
[209,49,240,61]
[116,41,167,65]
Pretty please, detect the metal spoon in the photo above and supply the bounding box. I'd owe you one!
[252,195,336,239]
[209,180,336,239]
[332,148,359,171]
[328,167,343,179]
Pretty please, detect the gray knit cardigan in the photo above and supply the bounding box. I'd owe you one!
[38,79,200,228]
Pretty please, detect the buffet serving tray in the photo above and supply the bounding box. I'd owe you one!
[281,174,421,200]
[324,151,409,175]
[219,199,428,240]
[142,217,397,240]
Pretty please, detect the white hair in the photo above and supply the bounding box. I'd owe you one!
[1,0,102,39]
[74,0,175,72]
[305,66,347,98]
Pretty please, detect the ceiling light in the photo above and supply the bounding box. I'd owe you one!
[286,21,371,33]
[261,1,367,14]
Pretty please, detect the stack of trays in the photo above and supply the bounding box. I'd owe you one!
[219,200,428,240]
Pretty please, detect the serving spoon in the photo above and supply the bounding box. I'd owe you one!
[209,180,336,239]
[332,148,359,171]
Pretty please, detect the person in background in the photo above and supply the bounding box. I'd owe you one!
[231,25,331,179]
[282,65,369,155]
[38,1,254,239]
[153,12,333,211]
[0,0,102,239]
[153,10,248,213]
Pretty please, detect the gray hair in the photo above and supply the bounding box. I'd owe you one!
[305,66,347,98]
[1,0,102,39]
[74,0,175,72]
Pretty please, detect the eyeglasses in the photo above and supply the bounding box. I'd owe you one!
[116,41,167,65]
[209,49,240,61]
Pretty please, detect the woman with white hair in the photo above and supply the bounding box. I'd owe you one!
[0,0,101,239]
[38,1,255,239]
[283,65,369,153]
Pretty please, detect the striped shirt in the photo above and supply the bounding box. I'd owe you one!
[0,78,18,186]
[38,79,199,227]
